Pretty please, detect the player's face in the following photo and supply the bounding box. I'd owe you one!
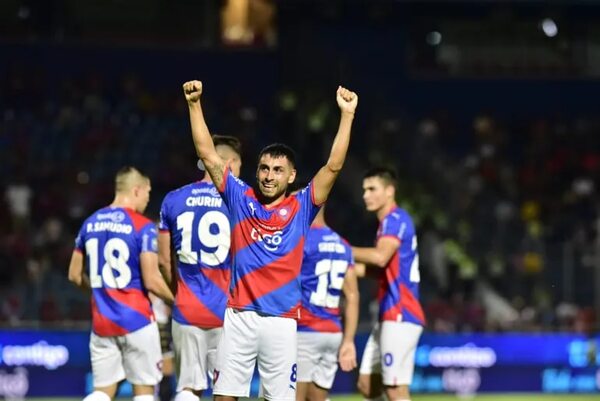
[216,145,242,177]
[362,176,392,212]
[135,182,151,213]
[256,154,296,200]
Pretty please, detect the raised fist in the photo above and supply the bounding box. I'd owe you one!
[336,86,358,114]
[183,80,203,103]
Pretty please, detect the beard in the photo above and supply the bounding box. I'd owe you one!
[255,181,287,204]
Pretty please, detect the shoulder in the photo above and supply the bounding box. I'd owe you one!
[386,207,415,236]
[125,209,154,232]
[165,182,198,200]
[396,207,415,226]
[226,171,249,189]
[83,206,111,224]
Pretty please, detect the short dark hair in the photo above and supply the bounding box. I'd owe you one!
[258,143,296,168]
[213,135,242,156]
[363,166,398,188]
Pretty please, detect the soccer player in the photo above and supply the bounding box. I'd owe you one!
[182,79,357,401]
[67,166,175,401]
[351,167,425,401]
[157,135,242,401]
[296,205,359,401]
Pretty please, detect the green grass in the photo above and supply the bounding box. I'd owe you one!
[35,395,600,401]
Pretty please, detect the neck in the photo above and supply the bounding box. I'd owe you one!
[110,194,136,211]
[200,174,213,184]
[376,201,396,221]
[256,191,287,208]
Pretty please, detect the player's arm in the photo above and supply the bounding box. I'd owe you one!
[183,80,227,190]
[67,250,91,292]
[157,231,176,291]
[353,262,366,278]
[311,86,358,205]
[141,252,175,305]
[353,262,383,279]
[352,236,400,268]
[339,267,359,372]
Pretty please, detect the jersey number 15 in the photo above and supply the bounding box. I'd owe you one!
[309,259,348,308]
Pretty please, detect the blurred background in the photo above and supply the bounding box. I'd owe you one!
[0,0,599,398]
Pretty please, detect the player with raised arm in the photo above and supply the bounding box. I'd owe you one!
[67,166,174,401]
[351,167,425,401]
[296,205,359,401]
[157,135,242,401]
[182,79,357,401]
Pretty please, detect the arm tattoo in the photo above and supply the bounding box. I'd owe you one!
[206,161,226,190]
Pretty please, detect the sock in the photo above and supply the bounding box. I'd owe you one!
[133,395,155,401]
[174,390,200,401]
[159,375,175,401]
[83,391,111,401]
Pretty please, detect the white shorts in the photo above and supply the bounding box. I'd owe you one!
[297,331,342,390]
[172,320,221,392]
[213,308,297,401]
[90,322,163,387]
[359,321,423,386]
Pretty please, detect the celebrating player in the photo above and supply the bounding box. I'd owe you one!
[183,79,357,401]
[296,205,359,401]
[352,167,425,401]
[67,166,174,401]
[158,135,242,401]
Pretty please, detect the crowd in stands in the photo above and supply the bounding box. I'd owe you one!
[1,65,598,334]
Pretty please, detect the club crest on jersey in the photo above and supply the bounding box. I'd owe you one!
[250,227,283,251]
[279,207,290,220]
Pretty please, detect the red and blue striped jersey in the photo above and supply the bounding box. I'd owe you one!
[377,207,426,326]
[74,207,156,336]
[298,226,354,332]
[218,170,321,318]
[159,181,230,328]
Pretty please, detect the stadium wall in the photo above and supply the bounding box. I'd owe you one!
[0,330,598,398]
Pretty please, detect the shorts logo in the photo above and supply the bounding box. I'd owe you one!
[213,369,220,384]
[384,352,394,367]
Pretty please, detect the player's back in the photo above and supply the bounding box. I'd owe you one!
[159,181,231,328]
[76,206,156,336]
[298,226,353,332]
[377,206,425,325]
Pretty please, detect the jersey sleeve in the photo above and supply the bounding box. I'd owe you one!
[139,223,159,253]
[218,169,249,211]
[295,181,322,229]
[158,194,171,232]
[379,213,408,244]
